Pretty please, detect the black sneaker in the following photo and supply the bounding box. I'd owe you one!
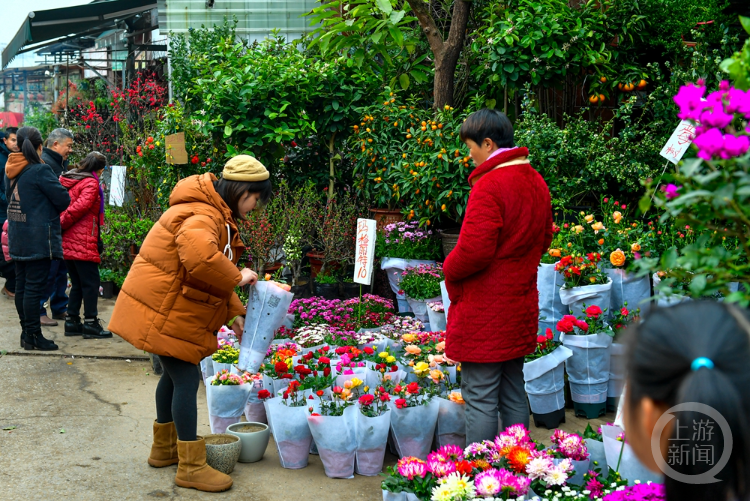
[83,318,113,339]
[65,315,84,337]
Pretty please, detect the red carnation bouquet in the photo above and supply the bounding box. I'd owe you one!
[555,253,608,289]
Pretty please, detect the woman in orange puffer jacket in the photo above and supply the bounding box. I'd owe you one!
[59,152,111,340]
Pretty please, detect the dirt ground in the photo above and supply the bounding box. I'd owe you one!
[0,279,613,501]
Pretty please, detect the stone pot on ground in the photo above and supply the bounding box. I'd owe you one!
[204,434,241,474]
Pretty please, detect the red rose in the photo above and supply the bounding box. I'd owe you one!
[281,374,294,379]
[556,316,576,333]
[191,155,199,164]
[390,365,398,372]
[537,335,546,344]
[545,328,554,340]
[322,346,330,351]
[620,307,629,316]
[335,347,347,355]
[358,394,375,406]
[316,390,324,397]
[308,395,314,399]
[394,385,402,393]
[379,393,390,402]
[282,391,289,400]
[257,389,271,399]
[323,367,331,377]
[303,352,314,361]
[311,413,321,416]
[364,346,375,355]
[585,305,603,318]
[274,362,289,374]
[319,356,331,365]
[395,398,407,409]
[289,380,301,391]
[575,320,589,332]
[406,382,420,394]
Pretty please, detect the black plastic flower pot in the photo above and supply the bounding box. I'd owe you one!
[532,408,566,429]
[607,396,619,413]
[341,282,363,299]
[314,282,339,300]
[573,402,607,419]
[100,281,114,299]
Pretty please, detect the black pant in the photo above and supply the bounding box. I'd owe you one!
[15,259,51,337]
[66,260,100,319]
[0,258,16,293]
[155,355,201,441]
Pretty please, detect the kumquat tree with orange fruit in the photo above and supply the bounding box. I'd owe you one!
[350,90,486,225]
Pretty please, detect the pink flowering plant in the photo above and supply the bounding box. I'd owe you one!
[376,221,441,260]
[344,293,395,328]
[381,457,435,500]
[637,42,750,304]
[549,430,590,461]
[289,297,354,329]
[210,369,255,386]
[399,263,445,300]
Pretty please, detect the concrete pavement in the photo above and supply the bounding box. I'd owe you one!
[0,277,613,500]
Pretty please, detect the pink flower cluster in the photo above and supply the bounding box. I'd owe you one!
[401,262,444,279]
[551,429,590,461]
[474,468,531,498]
[289,297,353,328]
[602,482,666,500]
[396,456,427,480]
[384,221,433,245]
[673,80,750,160]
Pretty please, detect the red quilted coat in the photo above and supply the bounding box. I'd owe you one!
[59,171,102,263]
[443,147,553,363]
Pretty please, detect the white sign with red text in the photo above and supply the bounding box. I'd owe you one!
[353,218,377,286]
[660,120,696,164]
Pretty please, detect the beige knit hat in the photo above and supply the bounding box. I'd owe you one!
[222,155,269,182]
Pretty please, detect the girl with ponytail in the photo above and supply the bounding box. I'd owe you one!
[4,126,70,351]
[624,301,750,501]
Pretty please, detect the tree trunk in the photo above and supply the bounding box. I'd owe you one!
[328,131,337,201]
[433,55,455,109]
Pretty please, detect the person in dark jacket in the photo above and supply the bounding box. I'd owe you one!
[0,127,18,298]
[6,126,71,351]
[59,152,111,340]
[39,127,74,327]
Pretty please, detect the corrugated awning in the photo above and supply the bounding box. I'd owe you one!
[2,0,157,69]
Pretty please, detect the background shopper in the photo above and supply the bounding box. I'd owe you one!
[5,126,70,351]
[39,127,75,326]
[59,151,111,340]
[0,127,18,298]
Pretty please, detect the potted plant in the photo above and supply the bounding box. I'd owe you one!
[280,181,320,288]
[548,429,591,486]
[205,370,254,434]
[314,271,340,299]
[260,382,316,469]
[313,191,363,277]
[99,268,116,299]
[211,345,239,374]
[556,252,613,318]
[340,276,362,299]
[226,421,271,463]
[558,305,614,419]
[376,221,441,313]
[434,391,466,450]
[608,304,639,411]
[425,300,446,332]
[355,390,392,476]
[387,382,440,460]
[399,264,444,326]
[538,223,568,338]
[523,328,573,429]
[307,386,358,478]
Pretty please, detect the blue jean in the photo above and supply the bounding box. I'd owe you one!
[40,260,68,317]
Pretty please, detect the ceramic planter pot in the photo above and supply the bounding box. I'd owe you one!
[204,434,241,474]
[226,422,271,463]
[369,208,403,232]
[440,228,460,258]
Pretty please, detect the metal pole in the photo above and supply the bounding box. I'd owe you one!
[65,54,69,113]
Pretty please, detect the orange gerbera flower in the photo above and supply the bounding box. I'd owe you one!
[505,446,533,474]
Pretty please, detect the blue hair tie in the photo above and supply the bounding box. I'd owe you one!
[691,357,714,371]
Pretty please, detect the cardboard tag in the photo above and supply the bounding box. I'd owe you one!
[165,132,188,165]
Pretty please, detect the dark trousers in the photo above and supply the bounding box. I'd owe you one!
[40,259,68,317]
[155,355,201,441]
[0,258,16,292]
[66,260,100,319]
[15,259,51,337]
[461,357,530,444]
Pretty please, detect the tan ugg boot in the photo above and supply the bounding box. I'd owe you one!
[174,439,233,492]
[147,421,179,467]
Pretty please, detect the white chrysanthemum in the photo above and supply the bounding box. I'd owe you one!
[556,458,573,473]
[431,483,453,501]
[544,468,568,486]
[525,456,553,480]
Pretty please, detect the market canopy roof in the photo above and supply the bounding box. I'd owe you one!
[2,0,157,69]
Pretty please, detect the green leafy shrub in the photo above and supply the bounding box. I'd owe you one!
[100,207,156,286]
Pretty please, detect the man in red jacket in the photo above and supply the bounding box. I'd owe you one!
[443,109,552,444]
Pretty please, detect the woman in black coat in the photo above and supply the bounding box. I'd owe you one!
[5,127,70,350]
